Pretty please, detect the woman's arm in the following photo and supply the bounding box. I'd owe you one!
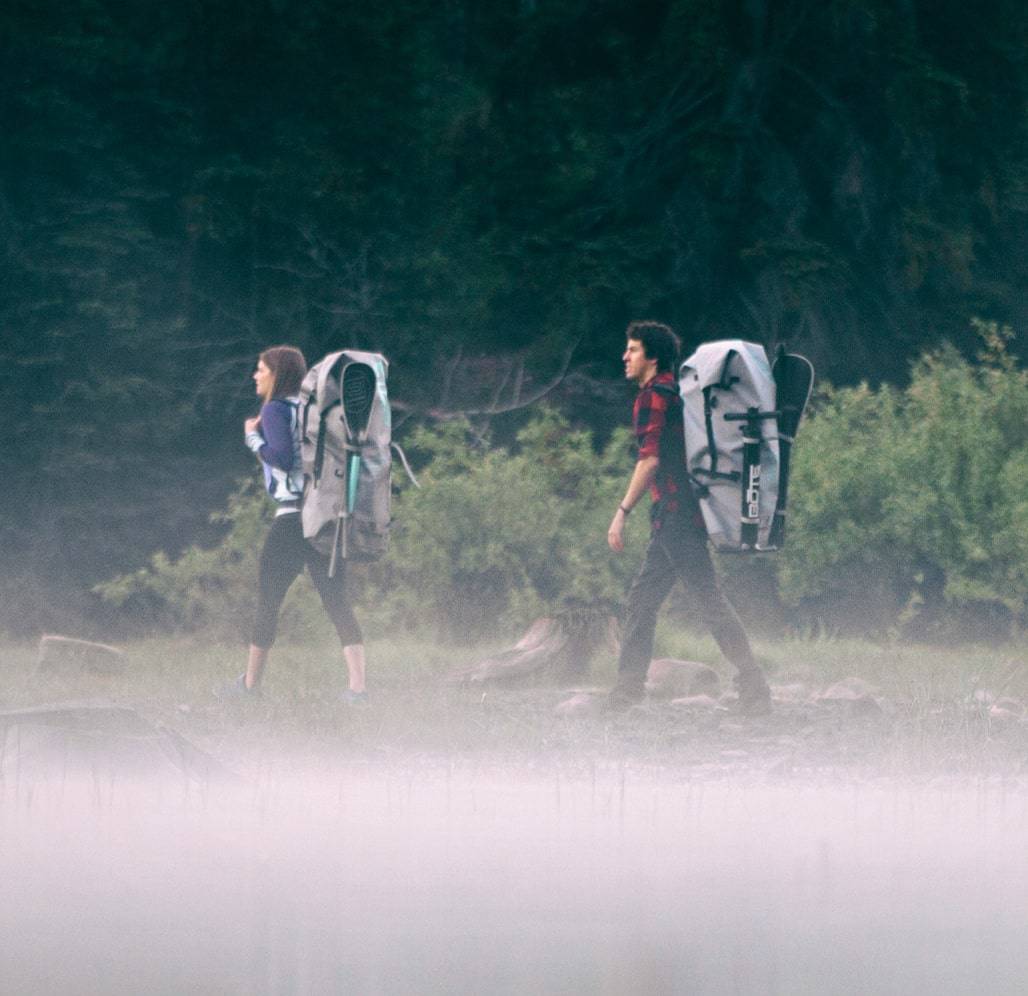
[245,400,295,471]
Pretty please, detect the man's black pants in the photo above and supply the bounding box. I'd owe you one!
[617,511,754,687]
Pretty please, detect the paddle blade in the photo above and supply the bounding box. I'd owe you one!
[768,350,815,549]
[772,351,815,438]
[342,363,376,440]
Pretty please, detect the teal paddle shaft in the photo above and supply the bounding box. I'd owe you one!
[347,453,360,512]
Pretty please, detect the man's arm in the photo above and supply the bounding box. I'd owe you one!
[608,455,658,552]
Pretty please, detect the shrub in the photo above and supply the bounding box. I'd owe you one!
[780,322,1028,639]
[98,410,647,643]
[379,410,645,639]
[99,327,1028,646]
[95,480,335,642]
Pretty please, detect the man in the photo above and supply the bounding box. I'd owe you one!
[607,321,772,713]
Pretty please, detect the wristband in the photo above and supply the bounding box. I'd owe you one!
[619,504,631,516]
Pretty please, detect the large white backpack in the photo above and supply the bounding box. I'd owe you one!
[299,350,393,572]
[678,340,813,552]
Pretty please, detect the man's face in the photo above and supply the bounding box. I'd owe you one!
[623,338,656,384]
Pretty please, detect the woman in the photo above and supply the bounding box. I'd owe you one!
[234,345,368,703]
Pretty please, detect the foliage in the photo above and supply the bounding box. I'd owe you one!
[95,480,266,636]
[381,411,645,638]
[94,479,336,642]
[4,0,1028,634]
[100,331,1028,646]
[98,411,646,642]
[780,322,1028,638]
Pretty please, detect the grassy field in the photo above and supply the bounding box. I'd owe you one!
[1,628,1026,780]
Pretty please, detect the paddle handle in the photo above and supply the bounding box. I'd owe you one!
[347,453,361,512]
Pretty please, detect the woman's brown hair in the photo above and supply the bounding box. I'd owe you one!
[260,345,307,399]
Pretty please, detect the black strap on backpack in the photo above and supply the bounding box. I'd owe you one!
[301,391,316,442]
[312,398,340,486]
[650,381,710,499]
[690,350,742,483]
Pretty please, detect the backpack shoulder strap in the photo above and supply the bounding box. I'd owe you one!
[647,380,709,496]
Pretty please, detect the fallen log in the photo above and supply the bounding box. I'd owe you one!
[37,634,126,675]
[453,608,617,686]
[0,702,232,784]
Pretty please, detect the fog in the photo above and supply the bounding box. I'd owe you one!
[2,754,1026,995]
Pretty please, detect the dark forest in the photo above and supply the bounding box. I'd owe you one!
[2,0,1026,634]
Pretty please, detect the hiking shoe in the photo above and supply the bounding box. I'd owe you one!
[604,682,645,712]
[216,673,261,701]
[341,689,370,707]
[734,668,772,715]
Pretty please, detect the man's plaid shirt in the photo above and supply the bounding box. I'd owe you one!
[633,371,699,525]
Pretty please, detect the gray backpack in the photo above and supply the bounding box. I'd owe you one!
[299,350,393,572]
[678,339,813,552]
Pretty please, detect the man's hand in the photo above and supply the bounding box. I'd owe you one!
[610,457,655,552]
[244,416,261,435]
[607,507,626,552]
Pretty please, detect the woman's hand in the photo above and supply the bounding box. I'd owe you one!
[244,416,261,435]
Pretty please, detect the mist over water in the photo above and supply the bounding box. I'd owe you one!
[2,760,1026,995]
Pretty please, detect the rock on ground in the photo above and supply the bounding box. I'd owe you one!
[646,659,720,699]
[669,694,723,711]
[818,676,884,715]
[554,691,606,717]
[820,676,881,701]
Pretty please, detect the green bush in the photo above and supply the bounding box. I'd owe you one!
[99,327,1027,645]
[95,480,335,642]
[98,410,648,643]
[380,410,646,638]
[780,321,1028,638]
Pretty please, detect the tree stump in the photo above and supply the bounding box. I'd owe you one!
[453,608,617,686]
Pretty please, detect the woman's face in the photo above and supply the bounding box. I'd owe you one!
[253,359,274,400]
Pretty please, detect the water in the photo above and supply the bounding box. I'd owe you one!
[1,764,1026,994]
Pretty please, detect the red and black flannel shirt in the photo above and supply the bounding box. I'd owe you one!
[633,371,699,526]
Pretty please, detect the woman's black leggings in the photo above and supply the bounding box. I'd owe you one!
[251,513,363,649]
